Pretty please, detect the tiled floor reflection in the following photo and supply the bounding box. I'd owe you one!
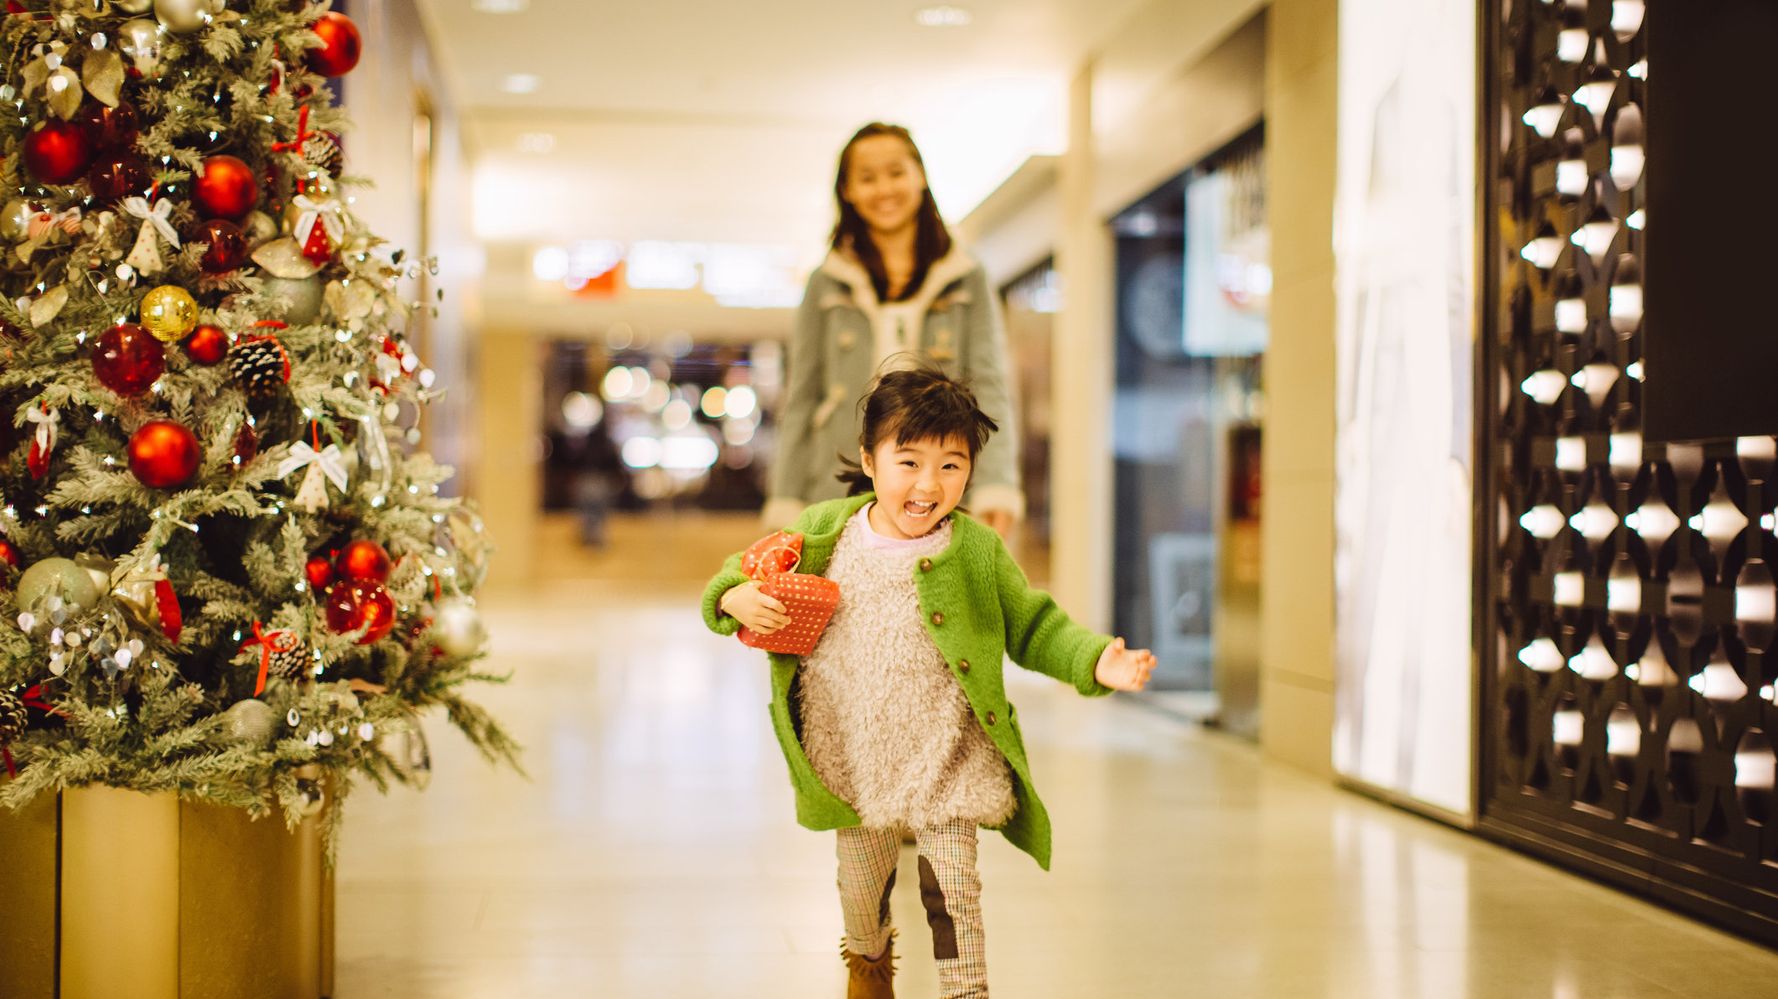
[335,515,1778,998]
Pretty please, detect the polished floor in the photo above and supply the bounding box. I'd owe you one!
[335,513,1778,998]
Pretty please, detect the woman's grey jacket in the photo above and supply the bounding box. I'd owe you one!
[763,247,1023,526]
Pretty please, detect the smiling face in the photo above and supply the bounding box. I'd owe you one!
[862,432,973,540]
[841,134,927,236]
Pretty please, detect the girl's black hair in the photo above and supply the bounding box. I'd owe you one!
[835,361,999,496]
[830,123,954,303]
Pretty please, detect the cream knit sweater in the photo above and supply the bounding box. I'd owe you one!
[797,507,1016,829]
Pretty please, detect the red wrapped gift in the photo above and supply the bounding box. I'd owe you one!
[736,531,840,655]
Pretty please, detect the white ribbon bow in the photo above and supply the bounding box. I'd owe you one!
[121,197,180,249]
[277,441,349,492]
[25,405,59,452]
[290,194,345,246]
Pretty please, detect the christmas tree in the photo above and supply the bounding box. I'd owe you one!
[0,0,516,837]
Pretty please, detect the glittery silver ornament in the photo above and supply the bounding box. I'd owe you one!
[262,274,322,324]
[220,698,276,746]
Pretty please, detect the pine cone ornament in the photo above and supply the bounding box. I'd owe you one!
[268,639,310,683]
[0,689,27,741]
[229,335,291,400]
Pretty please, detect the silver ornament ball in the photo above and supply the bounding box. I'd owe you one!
[262,274,323,324]
[434,598,486,658]
[114,0,154,12]
[221,698,277,747]
[117,19,166,79]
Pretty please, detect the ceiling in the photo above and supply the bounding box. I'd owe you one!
[413,0,1152,254]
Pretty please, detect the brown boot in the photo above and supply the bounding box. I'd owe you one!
[841,930,895,999]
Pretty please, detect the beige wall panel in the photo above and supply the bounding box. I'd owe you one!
[1093,14,1269,221]
[1091,0,1267,144]
[1264,269,1338,478]
[1260,471,1338,685]
[1260,0,1340,773]
[474,330,543,591]
[1265,58,1338,289]
[1260,675,1336,776]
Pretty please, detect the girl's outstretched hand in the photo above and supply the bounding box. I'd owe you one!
[720,581,791,635]
[1094,638,1157,691]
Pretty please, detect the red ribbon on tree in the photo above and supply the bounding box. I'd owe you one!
[239,620,299,697]
[271,104,315,156]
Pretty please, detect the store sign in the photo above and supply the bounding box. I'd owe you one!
[1332,0,1476,818]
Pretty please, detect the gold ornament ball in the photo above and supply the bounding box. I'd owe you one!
[153,0,208,34]
[140,285,199,342]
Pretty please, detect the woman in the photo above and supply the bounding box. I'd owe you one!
[765,123,1022,538]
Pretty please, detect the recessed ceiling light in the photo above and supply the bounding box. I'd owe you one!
[914,5,972,27]
[501,73,541,94]
[472,0,528,11]
[517,132,555,154]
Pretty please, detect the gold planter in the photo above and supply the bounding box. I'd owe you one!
[0,787,334,999]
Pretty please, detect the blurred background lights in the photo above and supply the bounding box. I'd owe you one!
[561,391,602,431]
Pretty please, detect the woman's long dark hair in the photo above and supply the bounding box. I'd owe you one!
[836,361,999,496]
[830,123,953,303]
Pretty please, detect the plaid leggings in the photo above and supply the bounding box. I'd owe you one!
[837,819,987,998]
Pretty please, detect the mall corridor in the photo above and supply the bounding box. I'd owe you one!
[329,516,1778,998]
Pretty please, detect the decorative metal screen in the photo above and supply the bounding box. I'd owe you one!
[1481,0,1778,942]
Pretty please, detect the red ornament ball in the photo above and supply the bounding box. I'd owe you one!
[92,323,166,396]
[324,580,396,644]
[22,120,95,185]
[0,538,19,569]
[309,13,362,77]
[78,101,140,151]
[183,323,229,365]
[87,154,152,204]
[305,554,335,591]
[192,155,258,220]
[337,539,392,583]
[127,420,201,490]
[197,218,247,272]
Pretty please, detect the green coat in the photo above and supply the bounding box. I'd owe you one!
[701,494,1112,870]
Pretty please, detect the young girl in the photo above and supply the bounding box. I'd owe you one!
[703,366,1156,998]
[765,123,1024,540]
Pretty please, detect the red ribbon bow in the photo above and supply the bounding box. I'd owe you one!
[239,621,300,696]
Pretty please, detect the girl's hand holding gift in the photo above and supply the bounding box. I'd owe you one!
[720,581,792,635]
[1094,637,1157,692]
